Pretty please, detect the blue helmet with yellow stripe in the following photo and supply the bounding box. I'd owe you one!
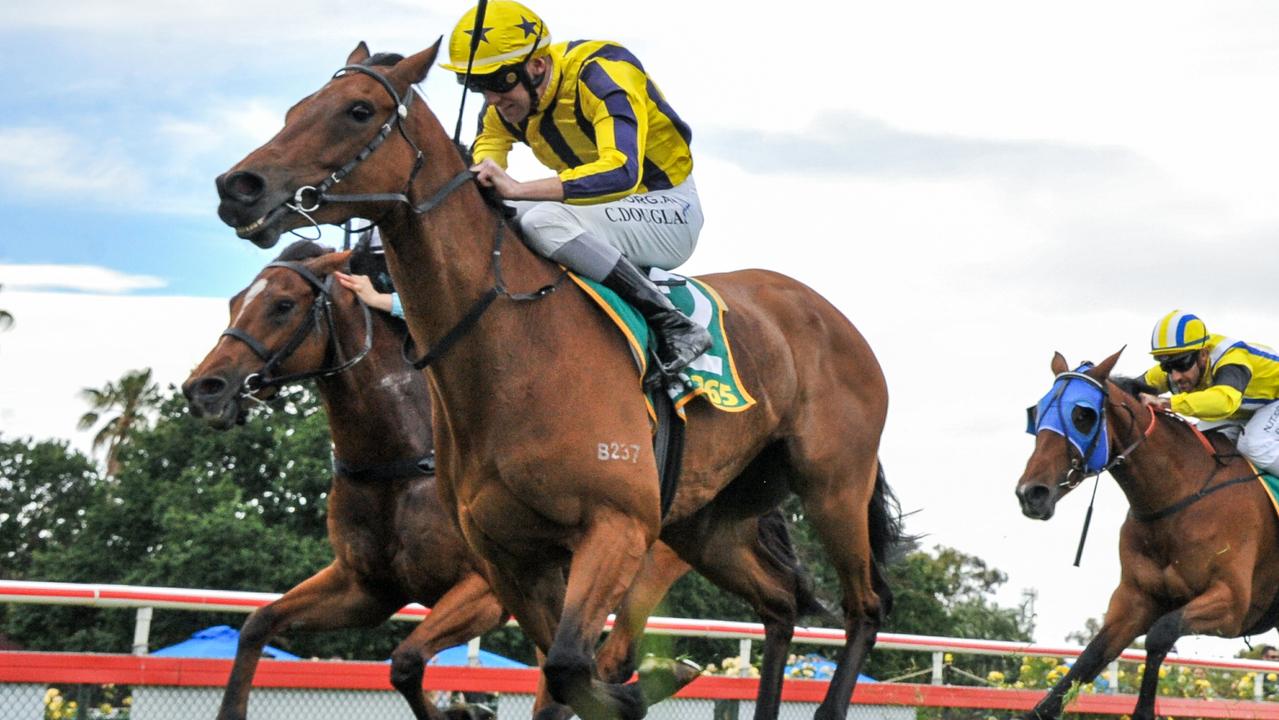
[1150,310,1209,357]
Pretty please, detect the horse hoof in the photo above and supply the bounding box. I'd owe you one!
[636,656,703,705]
[444,703,495,720]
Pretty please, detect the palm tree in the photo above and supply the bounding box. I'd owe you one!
[78,368,162,476]
[0,283,13,331]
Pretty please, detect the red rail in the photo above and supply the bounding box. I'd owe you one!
[4,652,1279,717]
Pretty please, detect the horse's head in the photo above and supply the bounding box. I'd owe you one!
[1016,348,1124,519]
[215,41,444,249]
[183,242,367,429]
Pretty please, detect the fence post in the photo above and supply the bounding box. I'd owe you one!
[1257,671,1266,701]
[131,607,153,656]
[932,651,944,685]
[737,639,752,677]
[1107,660,1119,694]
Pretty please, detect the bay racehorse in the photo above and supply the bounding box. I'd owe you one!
[214,41,900,720]
[1018,350,1279,720]
[184,241,824,720]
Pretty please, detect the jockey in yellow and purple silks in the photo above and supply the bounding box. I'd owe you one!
[440,0,711,375]
[1138,310,1279,474]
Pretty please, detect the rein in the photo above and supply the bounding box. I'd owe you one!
[220,261,373,394]
[282,60,566,371]
[1127,416,1261,523]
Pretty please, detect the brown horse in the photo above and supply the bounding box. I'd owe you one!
[1017,350,1279,720]
[184,241,824,720]
[214,41,899,720]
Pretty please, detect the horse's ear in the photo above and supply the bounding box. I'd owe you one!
[1050,352,1069,375]
[393,37,442,86]
[1092,346,1126,380]
[347,41,371,66]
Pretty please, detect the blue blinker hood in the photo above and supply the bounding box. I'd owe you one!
[1026,363,1110,474]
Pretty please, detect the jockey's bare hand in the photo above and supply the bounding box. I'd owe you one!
[469,159,566,201]
[470,159,519,197]
[1138,393,1171,411]
[334,272,393,313]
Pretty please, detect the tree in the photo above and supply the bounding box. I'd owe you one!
[5,386,408,660]
[0,283,13,332]
[77,368,161,476]
[0,435,101,579]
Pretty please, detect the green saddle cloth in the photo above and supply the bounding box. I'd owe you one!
[1260,472,1279,513]
[570,268,756,421]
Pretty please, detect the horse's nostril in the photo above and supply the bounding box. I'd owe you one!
[1018,484,1051,506]
[190,377,229,401]
[219,170,267,204]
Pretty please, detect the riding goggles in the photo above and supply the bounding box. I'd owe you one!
[1158,351,1198,374]
[459,66,523,94]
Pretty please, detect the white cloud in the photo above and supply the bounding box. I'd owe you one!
[0,291,227,454]
[0,264,167,294]
[0,127,143,197]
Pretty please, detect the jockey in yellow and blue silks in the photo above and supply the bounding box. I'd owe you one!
[1138,310,1279,474]
[440,0,711,375]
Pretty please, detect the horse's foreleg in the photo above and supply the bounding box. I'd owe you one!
[1130,582,1244,720]
[596,541,691,686]
[1026,585,1158,720]
[217,564,394,720]
[388,573,508,720]
[1129,610,1185,720]
[544,510,652,720]
[474,555,572,720]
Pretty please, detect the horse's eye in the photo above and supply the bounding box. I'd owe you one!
[1071,406,1098,434]
[349,102,375,123]
[273,299,296,314]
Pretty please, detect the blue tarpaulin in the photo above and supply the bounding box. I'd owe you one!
[428,645,529,668]
[151,625,301,660]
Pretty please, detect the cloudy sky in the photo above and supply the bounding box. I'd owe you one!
[3,1,1279,659]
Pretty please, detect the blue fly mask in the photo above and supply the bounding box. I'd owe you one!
[1026,363,1111,475]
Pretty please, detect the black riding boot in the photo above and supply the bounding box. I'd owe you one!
[601,257,712,374]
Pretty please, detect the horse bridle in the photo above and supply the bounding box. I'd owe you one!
[220,260,373,395]
[288,64,474,221]
[1038,371,1157,491]
[279,61,564,371]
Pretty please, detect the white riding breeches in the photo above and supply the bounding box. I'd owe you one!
[1199,400,1279,475]
[508,176,704,270]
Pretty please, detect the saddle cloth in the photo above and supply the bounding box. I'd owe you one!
[570,268,756,423]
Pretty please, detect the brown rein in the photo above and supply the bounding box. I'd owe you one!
[1127,409,1261,523]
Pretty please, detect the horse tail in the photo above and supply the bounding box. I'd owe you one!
[867,459,907,618]
[755,508,828,621]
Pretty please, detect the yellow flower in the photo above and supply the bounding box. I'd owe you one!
[1159,667,1168,678]
[987,671,1006,683]
[1267,673,1277,681]
[944,653,954,664]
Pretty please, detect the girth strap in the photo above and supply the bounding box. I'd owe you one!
[334,451,437,483]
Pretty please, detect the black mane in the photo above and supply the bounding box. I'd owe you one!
[274,240,333,262]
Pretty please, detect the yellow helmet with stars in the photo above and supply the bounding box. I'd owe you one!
[440,1,551,76]
[1150,310,1209,357]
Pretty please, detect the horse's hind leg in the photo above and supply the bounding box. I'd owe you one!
[388,572,508,720]
[217,564,398,720]
[662,509,808,720]
[788,446,887,720]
